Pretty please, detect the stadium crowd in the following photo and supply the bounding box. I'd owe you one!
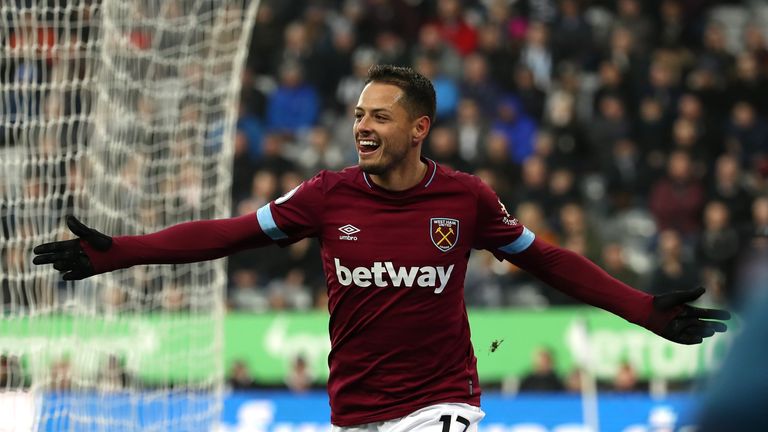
[226,0,768,314]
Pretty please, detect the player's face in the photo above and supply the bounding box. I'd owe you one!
[353,82,417,175]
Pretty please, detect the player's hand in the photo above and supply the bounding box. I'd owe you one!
[653,287,730,345]
[32,215,112,280]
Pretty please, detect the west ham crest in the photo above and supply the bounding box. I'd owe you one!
[430,218,459,252]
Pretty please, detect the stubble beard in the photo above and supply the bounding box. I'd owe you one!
[359,139,410,176]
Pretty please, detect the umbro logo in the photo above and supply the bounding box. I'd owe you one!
[338,224,360,241]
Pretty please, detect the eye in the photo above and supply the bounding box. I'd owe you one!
[354,112,363,120]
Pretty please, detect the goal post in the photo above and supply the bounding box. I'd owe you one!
[1,0,260,430]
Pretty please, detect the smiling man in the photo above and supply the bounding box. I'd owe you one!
[33,65,729,431]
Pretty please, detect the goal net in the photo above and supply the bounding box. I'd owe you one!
[0,1,259,430]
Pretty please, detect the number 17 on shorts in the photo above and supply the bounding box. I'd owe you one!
[332,403,485,432]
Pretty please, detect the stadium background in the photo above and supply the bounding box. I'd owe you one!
[3,0,768,430]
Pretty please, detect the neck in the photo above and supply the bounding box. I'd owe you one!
[369,156,429,191]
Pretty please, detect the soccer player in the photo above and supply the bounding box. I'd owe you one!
[33,65,729,431]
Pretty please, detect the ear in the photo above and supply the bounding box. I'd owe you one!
[411,116,431,146]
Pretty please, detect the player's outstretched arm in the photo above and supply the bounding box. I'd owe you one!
[33,214,275,280]
[502,238,730,345]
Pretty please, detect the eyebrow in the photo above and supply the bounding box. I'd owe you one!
[354,107,394,115]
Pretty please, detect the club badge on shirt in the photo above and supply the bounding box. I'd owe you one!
[430,218,459,252]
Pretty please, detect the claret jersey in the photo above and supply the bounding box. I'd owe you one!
[255,158,534,426]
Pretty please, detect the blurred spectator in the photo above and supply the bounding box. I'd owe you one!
[546,167,580,216]
[477,132,518,202]
[564,367,584,393]
[254,132,296,176]
[513,155,550,207]
[515,201,560,247]
[373,31,409,67]
[647,229,699,295]
[696,21,734,77]
[513,65,547,122]
[237,170,278,216]
[676,92,720,162]
[550,0,594,68]
[642,58,682,121]
[657,0,690,49]
[610,361,645,392]
[648,150,705,237]
[459,53,500,116]
[228,360,257,390]
[519,347,564,392]
[558,202,603,265]
[586,94,632,172]
[336,47,378,111]
[232,131,259,205]
[593,60,634,117]
[465,250,507,307]
[267,268,313,310]
[519,21,553,89]
[160,283,186,312]
[285,355,315,393]
[430,0,478,57]
[266,61,319,135]
[228,269,268,312]
[601,243,641,288]
[742,22,768,72]
[475,23,518,92]
[455,98,490,164]
[411,23,463,81]
[484,0,528,46]
[246,2,282,75]
[695,201,740,286]
[300,4,342,101]
[669,118,707,175]
[0,355,25,389]
[727,52,768,115]
[636,97,670,176]
[276,20,324,82]
[319,21,357,105]
[425,126,470,172]
[413,54,460,122]
[725,101,768,169]
[539,91,588,172]
[492,95,538,165]
[49,357,72,391]
[294,126,346,176]
[236,95,265,161]
[355,0,421,47]
[604,138,651,209]
[613,0,654,56]
[97,354,131,391]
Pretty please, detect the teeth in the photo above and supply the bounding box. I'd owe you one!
[360,140,378,147]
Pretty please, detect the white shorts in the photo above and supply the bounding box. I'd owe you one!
[332,403,485,432]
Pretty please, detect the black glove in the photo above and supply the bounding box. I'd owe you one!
[653,287,730,345]
[32,215,112,280]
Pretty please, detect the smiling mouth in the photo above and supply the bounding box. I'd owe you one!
[358,140,380,154]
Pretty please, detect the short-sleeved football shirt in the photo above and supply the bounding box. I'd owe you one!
[256,158,534,426]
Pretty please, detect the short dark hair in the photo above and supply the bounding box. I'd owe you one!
[365,65,436,122]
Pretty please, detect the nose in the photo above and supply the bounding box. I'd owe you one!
[355,115,372,135]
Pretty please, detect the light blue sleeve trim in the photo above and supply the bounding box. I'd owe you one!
[256,204,288,241]
[498,227,536,254]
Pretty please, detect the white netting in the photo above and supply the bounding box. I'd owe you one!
[0,1,259,430]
